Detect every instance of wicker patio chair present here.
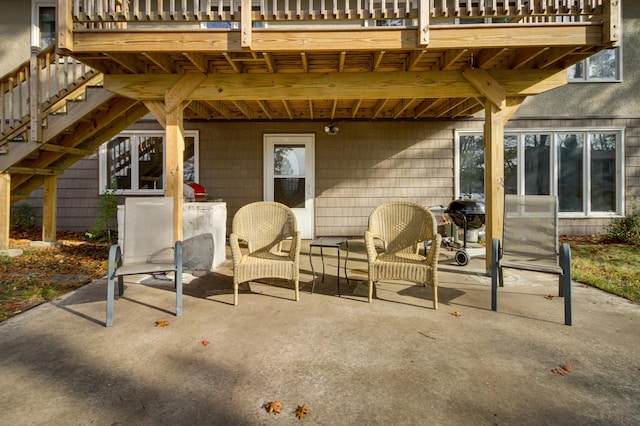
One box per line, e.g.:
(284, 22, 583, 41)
(106, 197, 182, 327)
(365, 202, 442, 309)
(491, 194, 572, 325)
(230, 201, 301, 305)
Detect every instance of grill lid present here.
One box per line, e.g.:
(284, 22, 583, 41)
(445, 199, 486, 229)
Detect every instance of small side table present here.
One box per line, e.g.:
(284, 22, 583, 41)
(309, 237, 349, 296)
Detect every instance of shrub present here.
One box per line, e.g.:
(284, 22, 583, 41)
(86, 190, 119, 243)
(10, 203, 37, 231)
(605, 197, 640, 245)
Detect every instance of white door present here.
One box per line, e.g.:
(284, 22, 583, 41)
(264, 134, 315, 239)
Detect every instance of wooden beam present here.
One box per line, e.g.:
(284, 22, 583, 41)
(232, 100, 253, 119)
(144, 100, 167, 128)
(204, 100, 233, 119)
(106, 52, 147, 73)
(42, 175, 57, 243)
(183, 52, 208, 73)
(0, 174, 9, 250)
(462, 68, 506, 109)
(143, 52, 176, 73)
(8, 167, 62, 175)
(407, 50, 426, 71)
(71, 25, 604, 53)
(260, 53, 275, 73)
(39, 144, 94, 156)
(441, 49, 468, 71)
(503, 96, 526, 122)
(484, 101, 505, 273)
(165, 73, 207, 113)
(282, 100, 293, 119)
(105, 69, 567, 102)
(165, 107, 184, 242)
(392, 99, 417, 119)
(256, 100, 273, 119)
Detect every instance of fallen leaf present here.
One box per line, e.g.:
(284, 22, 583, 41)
(200, 340, 210, 346)
(155, 320, 169, 327)
(264, 401, 283, 414)
(451, 311, 462, 317)
(562, 364, 572, 372)
(551, 368, 569, 376)
(545, 295, 554, 300)
(294, 404, 310, 420)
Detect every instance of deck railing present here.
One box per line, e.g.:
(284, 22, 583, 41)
(67, 0, 607, 24)
(0, 44, 95, 143)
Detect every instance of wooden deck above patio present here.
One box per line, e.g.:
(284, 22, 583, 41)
(59, 0, 621, 121)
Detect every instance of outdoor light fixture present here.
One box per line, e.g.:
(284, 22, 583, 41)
(324, 123, 339, 135)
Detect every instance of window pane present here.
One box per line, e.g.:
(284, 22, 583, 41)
(524, 134, 551, 195)
(568, 62, 584, 80)
(504, 135, 518, 195)
(274, 145, 305, 176)
(274, 178, 306, 208)
(459, 135, 485, 199)
(558, 134, 584, 212)
(138, 136, 164, 190)
(184, 136, 195, 182)
(107, 136, 132, 190)
(588, 49, 617, 80)
(39, 7, 56, 49)
(590, 133, 617, 212)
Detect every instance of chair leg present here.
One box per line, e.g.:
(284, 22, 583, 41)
(294, 279, 300, 301)
(491, 238, 500, 312)
(560, 243, 572, 326)
(432, 285, 438, 310)
(368, 281, 373, 303)
(106, 275, 115, 327)
(234, 281, 239, 306)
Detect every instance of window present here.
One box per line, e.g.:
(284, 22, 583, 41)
(568, 47, 622, 82)
(456, 129, 625, 217)
(32, 2, 56, 49)
(99, 130, 199, 194)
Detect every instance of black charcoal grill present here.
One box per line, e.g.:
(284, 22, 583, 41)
(444, 199, 485, 266)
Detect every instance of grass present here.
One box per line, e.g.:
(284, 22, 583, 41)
(569, 243, 640, 304)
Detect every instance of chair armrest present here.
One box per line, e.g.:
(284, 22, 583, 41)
(286, 231, 302, 262)
(425, 234, 442, 266)
(108, 244, 122, 279)
(229, 233, 243, 268)
(364, 230, 380, 264)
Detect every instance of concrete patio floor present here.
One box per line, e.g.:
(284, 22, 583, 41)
(0, 240, 638, 425)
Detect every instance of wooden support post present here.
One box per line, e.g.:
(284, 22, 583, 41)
(163, 73, 205, 243)
(57, 0, 74, 52)
(241, 0, 253, 48)
(29, 47, 42, 144)
(165, 107, 184, 243)
(418, 0, 430, 46)
(484, 102, 504, 273)
(42, 175, 57, 243)
(603, 0, 621, 46)
(0, 174, 9, 250)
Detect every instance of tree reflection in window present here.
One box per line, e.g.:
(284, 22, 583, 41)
(274, 145, 305, 208)
(558, 134, 584, 212)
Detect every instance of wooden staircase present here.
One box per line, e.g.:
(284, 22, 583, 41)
(0, 45, 148, 204)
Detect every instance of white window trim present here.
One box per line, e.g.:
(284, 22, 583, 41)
(32, 1, 55, 48)
(455, 128, 625, 218)
(99, 130, 199, 195)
